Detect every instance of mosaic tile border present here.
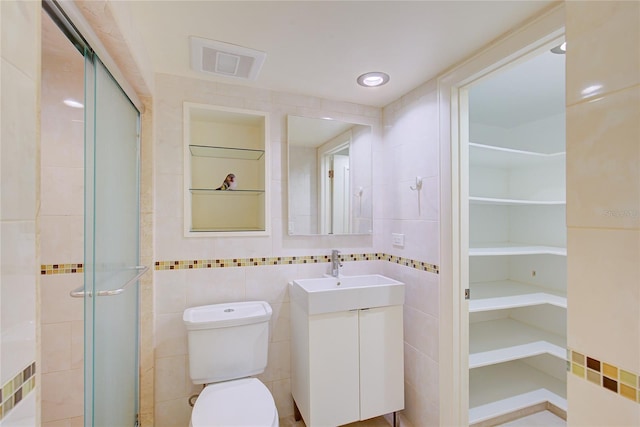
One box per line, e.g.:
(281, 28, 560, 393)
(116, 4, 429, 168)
(0, 362, 36, 421)
(153, 253, 439, 274)
(41, 254, 439, 275)
(568, 349, 640, 404)
(40, 263, 83, 275)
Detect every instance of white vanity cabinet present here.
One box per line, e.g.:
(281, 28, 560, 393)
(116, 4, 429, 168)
(290, 302, 404, 427)
(184, 103, 269, 235)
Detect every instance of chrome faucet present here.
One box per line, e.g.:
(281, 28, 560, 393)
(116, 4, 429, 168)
(331, 250, 343, 277)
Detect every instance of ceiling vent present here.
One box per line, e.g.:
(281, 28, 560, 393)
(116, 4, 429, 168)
(190, 37, 266, 81)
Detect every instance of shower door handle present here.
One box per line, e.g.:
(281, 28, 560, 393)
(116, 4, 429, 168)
(70, 265, 149, 298)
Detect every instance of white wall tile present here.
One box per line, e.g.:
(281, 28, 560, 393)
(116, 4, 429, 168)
(565, 1, 640, 105)
(403, 305, 439, 363)
(155, 313, 188, 359)
(245, 264, 297, 304)
(1, 1, 39, 80)
(567, 227, 640, 372)
(41, 322, 72, 374)
(39, 215, 84, 264)
(40, 274, 84, 324)
(40, 166, 84, 216)
(566, 87, 640, 230)
(184, 267, 246, 307)
(155, 355, 189, 402)
(567, 374, 640, 426)
(1, 60, 37, 221)
(41, 368, 84, 423)
(154, 270, 187, 315)
(153, 396, 193, 427)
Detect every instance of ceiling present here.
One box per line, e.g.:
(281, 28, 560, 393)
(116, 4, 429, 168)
(469, 49, 566, 128)
(126, 1, 556, 108)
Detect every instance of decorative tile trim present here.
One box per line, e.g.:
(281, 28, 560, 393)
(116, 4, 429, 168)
(568, 349, 640, 404)
(153, 253, 439, 274)
(0, 362, 36, 422)
(40, 263, 83, 275)
(40, 254, 439, 275)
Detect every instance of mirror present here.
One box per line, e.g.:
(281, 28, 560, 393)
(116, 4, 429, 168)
(287, 115, 372, 235)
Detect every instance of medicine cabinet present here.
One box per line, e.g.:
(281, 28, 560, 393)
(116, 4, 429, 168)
(184, 103, 269, 235)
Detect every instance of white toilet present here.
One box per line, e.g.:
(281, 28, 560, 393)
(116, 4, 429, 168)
(183, 301, 279, 427)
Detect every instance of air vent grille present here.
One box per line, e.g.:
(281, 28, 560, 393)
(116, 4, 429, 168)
(190, 37, 265, 81)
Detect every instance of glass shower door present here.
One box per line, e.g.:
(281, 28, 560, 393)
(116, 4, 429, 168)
(83, 51, 143, 427)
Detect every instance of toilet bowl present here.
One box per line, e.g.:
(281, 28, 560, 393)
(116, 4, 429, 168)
(184, 301, 279, 427)
(190, 378, 278, 427)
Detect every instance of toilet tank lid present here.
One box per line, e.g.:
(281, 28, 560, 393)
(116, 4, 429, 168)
(183, 301, 272, 330)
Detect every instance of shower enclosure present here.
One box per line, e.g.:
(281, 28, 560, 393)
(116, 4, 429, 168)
(43, 2, 144, 426)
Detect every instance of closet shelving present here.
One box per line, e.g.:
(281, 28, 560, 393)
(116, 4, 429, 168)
(468, 137, 567, 423)
(469, 361, 567, 424)
(469, 318, 566, 368)
(469, 280, 566, 313)
(469, 142, 565, 168)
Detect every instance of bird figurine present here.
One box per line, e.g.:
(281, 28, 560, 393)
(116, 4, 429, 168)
(215, 173, 236, 190)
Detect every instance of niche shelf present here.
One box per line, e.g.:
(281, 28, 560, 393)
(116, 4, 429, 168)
(184, 103, 269, 236)
(189, 189, 265, 196)
(189, 145, 264, 160)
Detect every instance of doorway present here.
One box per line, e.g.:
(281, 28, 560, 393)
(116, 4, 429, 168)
(436, 6, 565, 425)
(462, 44, 567, 425)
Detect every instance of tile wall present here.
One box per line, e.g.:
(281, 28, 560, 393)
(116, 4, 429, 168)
(152, 72, 384, 426)
(565, 1, 640, 424)
(38, 10, 85, 426)
(382, 78, 441, 425)
(0, 1, 40, 425)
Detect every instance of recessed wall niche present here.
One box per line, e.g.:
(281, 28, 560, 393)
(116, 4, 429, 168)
(184, 103, 269, 235)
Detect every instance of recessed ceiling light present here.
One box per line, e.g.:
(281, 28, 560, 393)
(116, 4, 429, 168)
(357, 72, 390, 87)
(63, 99, 84, 108)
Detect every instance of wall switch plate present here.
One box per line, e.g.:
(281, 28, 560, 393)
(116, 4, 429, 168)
(392, 233, 405, 247)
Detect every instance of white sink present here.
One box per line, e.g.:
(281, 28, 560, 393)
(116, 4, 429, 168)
(289, 274, 405, 315)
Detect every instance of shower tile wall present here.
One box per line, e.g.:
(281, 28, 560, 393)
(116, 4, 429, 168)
(39, 10, 85, 426)
(0, 0, 40, 424)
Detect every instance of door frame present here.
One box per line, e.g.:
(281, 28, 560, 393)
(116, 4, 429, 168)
(437, 5, 565, 425)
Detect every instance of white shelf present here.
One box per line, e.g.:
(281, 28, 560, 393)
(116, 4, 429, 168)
(469, 243, 566, 256)
(191, 226, 264, 232)
(469, 280, 566, 312)
(469, 318, 566, 368)
(470, 142, 565, 168)
(190, 189, 265, 195)
(469, 360, 567, 425)
(469, 196, 565, 206)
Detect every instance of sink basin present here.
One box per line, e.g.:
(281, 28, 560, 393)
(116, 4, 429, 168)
(289, 274, 404, 315)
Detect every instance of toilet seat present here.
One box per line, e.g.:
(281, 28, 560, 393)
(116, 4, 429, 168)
(191, 377, 278, 427)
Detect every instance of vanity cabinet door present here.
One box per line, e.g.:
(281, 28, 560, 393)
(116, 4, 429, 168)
(359, 305, 405, 419)
(308, 310, 360, 426)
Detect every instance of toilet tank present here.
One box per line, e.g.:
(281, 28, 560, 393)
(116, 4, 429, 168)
(183, 301, 272, 384)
